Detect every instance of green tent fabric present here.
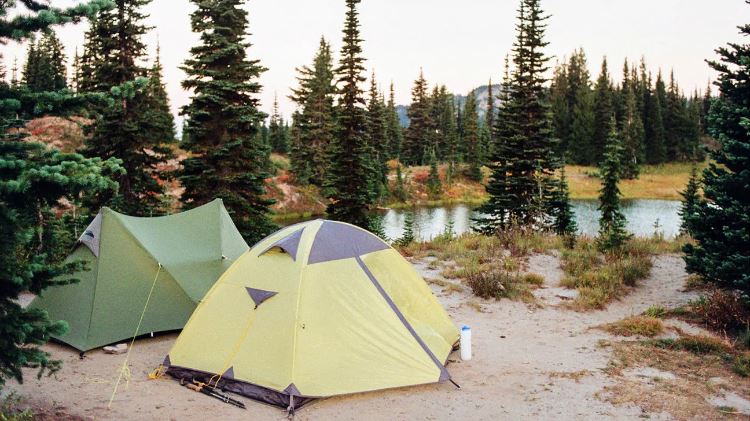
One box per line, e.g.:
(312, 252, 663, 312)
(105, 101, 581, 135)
(29, 199, 248, 352)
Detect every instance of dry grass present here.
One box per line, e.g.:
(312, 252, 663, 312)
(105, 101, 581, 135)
(465, 268, 536, 303)
(566, 162, 706, 200)
(601, 316, 665, 337)
(560, 238, 654, 310)
(604, 338, 750, 420)
(548, 370, 592, 383)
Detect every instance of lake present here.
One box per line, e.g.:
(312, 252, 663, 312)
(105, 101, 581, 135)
(374, 200, 682, 242)
(279, 199, 682, 242)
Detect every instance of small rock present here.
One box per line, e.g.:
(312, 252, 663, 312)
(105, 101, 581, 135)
(103, 343, 128, 354)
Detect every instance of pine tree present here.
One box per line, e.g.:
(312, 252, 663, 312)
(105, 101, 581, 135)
(569, 82, 595, 164)
(83, 0, 175, 216)
(592, 57, 614, 163)
(679, 166, 701, 235)
(180, 0, 276, 244)
(550, 60, 571, 157)
(463, 90, 482, 181)
(597, 118, 631, 251)
(385, 81, 403, 160)
(484, 78, 496, 159)
(289, 37, 337, 186)
(646, 71, 668, 163)
(325, 0, 373, 229)
(0, 0, 120, 388)
(684, 6, 750, 296)
(403, 69, 431, 165)
(549, 166, 577, 245)
(475, 0, 558, 232)
(366, 71, 389, 200)
(393, 163, 407, 202)
(23, 31, 67, 92)
(620, 77, 645, 179)
(268, 94, 289, 154)
(147, 40, 177, 154)
(426, 148, 442, 198)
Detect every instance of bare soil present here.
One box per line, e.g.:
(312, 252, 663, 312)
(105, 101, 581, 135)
(5, 253, 749, 420)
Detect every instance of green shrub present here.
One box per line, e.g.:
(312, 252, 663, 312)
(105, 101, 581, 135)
(603, 316, 664, 337)
(0, 394, 33, 421)
(732, 354, 750, 377)
(643, 305, 667, 318)
(522, 273, 545, 286)
(466, 269, 532, 302)
(648, 335, 729, 355)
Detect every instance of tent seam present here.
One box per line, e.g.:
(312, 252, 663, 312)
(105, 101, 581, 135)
(355, 255, 450, 381)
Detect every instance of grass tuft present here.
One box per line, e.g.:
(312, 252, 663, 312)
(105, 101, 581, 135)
(602, 316, 665, 337)
(559, 238, 654, 310)
(466, 268, 534, 302)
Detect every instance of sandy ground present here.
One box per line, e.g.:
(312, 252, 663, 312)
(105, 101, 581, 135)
(5, 253, 740, 420)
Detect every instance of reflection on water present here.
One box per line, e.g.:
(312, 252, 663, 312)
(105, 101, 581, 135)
(281, 199, 682, 242)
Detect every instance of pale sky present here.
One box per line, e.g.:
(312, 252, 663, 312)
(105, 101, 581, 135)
(2, 0, 747, 123)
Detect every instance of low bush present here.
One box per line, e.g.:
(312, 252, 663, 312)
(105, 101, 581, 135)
(560, 239, 654, 310)
(466, 268, 533, 302)
(690, 289, 750, 336)
(643, 305, 667, 318)
(647, 335, 730, 355)
(522, 273, 545, 286)
(733, 353, 750, 377)
(603, 316, 665, 337)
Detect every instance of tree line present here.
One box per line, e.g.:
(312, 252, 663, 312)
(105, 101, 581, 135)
(551, 51, 708, 177)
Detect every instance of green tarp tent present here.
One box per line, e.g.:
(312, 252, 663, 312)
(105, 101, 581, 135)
(29, 199, 248, 352)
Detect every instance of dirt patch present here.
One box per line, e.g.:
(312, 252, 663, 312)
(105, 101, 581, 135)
(6, 254, 733, 420)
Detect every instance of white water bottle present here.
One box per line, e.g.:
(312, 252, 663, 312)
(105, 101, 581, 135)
(460, 325, 472, 361)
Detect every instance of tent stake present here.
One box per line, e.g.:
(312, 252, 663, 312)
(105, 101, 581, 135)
(449, 379, 461, 389)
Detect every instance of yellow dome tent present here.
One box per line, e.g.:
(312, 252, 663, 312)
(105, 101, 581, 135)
(162, 219, 459, 410)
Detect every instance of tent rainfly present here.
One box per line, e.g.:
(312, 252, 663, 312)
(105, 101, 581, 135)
(162, 219, 459, 411)
(29, 199, 248, 352)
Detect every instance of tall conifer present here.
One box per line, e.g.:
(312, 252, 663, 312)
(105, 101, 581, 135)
(180, 0, 275, 243)
(684, 6, 750, 296)
(289, 37, 336, 185)
(325, 0, 373, 229)
(403, 69, 431, 164)
(475, 0, 558, 232)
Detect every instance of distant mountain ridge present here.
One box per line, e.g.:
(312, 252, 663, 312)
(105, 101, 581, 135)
(396, 84, 503, 127)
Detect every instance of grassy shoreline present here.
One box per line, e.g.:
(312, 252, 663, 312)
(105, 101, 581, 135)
(270, 161, 699, 218)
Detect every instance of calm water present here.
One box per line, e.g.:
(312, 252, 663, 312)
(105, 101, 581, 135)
(281, 199, 682, 242)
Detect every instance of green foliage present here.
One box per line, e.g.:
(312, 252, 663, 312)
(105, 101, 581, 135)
(0, 0, 119, 387)
(385, 82, 403, 160)
(679, 165, 701, 235)
(426, 149, 442, 198)
(22, 31, 67, 92)
(395, 211, 416, 247)
(733, 354, 750, 377)
(402, 69, 431, 165)
(462, 90, 482, 182)
(82, 0, 176, 216)
(466, 268, 534, 302)
(180, 0, 276, 244)
(325, 0, 374, 229)
(475, 1, 559, 234)
(684, 8, 750, 300)
(603, 316, 664, 337)
(365, 72, 389, 201)
(644, 305, 667, 318)
(268, 95, 289, 154)
(597, 118, 631, 251)
(289, 37, 337, 186)
(548, 166, 577, 241)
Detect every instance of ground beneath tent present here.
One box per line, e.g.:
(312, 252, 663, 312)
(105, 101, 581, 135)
(5, 254, 748, 420)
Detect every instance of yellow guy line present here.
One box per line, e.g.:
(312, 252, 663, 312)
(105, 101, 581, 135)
(108, 263, 162, 409)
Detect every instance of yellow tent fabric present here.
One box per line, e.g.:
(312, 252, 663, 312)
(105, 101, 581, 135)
(163, 220, 458, 409)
